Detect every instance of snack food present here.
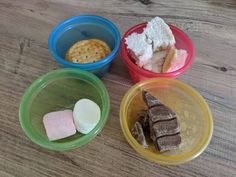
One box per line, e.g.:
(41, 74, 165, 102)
(43, 98, 101, 141)
(65, 39, 111, 63)
(138, 110, 150, 137)
(132, 121, 148, 148)
(162, 47, 177, 73)
(125, 16, 188, 73)
(142, 50, 167, 73)
(43, 110, 76, 141)
(124, 33, 153, 67)
(131, 91, 181, 152)
(144, 17, 175, 51)
(162, 49, 188, 73)
(73, 99, 101, 134)
(155, 134, 181, 152)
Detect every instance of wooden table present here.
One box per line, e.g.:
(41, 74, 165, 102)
(1, 0, 236, 176)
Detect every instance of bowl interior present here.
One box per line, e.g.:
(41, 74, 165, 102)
(20, 69, 109, 150)
(120, 79, 213, 164)
(53, 17, 117, 59)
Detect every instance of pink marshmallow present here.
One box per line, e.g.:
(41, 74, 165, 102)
(166, 49, 188, 73)
(43, 110, 76, 141)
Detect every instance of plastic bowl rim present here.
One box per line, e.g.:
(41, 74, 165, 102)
(48, 15, 121, 70)
(19, 68, 110, 151)
(119, 78, 213, 165)
(120, 22, 195, 78)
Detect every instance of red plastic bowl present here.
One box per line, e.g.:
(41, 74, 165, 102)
(120, 23, 195, 83)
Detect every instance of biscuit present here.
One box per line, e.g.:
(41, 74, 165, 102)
(162, 47, 177, 73)
(65, 39, 111, 63)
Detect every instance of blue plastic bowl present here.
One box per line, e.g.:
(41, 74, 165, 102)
(48, 15, 121, 77)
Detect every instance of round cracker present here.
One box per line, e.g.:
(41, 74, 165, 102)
(65, 39, 111, 63)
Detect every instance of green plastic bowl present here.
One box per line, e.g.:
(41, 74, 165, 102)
(19, 68, 110, 151)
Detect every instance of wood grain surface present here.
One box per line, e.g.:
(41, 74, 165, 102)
(1, 0, 236, 176)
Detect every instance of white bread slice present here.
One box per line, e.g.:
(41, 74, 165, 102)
(125, 32, 153, 67)
(144, 17, 175, 51)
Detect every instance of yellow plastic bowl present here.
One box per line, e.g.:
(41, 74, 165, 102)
(120, 78, 213, 165)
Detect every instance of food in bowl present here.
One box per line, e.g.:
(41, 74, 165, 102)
(19, 68, 110, 151)
(125, 16, 188, 73)
(65, 39, 111, 63)
(73, 99, 101, 134)
(131, 91, 181, 152)
(120, 78, 213, 164)
(43, 110, 76, 141)
(42, 98, 101, 141)
(48, 15, 121, 77)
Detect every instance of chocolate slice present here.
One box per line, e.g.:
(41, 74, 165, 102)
(143, 91, 162, 108)
(143, 91, 181, 152)
(152, 118, 180, 138)
(131, 121, 148, 148)
(148, 106, 176, 122)
(155, 133, 181, 152)
(138, 110, 150, 136)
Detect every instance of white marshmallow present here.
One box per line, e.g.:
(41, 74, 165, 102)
(73, 99, 101, 134)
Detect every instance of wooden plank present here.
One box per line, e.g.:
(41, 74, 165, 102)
(0, 0, 236, 176)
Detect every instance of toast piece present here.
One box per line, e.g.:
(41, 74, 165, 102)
(162, 47, 177, 73)
(144, 17, 175, 51)
(65, 39, 111, 63)
(125, 16, 175, 70)
(162, 49, 188, 73)
(143, 50, 167, 72)
(125, 32, 153, 67)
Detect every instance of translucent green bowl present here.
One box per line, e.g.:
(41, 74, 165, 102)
(19, 68, 110, 151)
